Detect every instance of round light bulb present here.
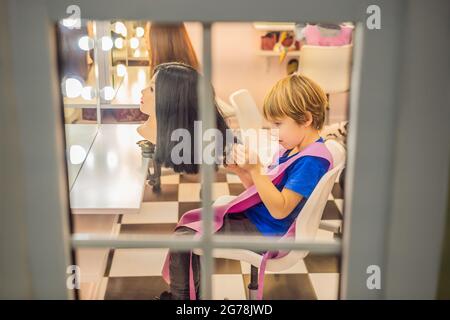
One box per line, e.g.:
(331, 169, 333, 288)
(101, 86, 115, 101)
(101, 36, 113, 51)
(114, 21, 127, 36)
(81, 86, 95, 100)
(135, 26, 145, 38)
(78, 36, 94, 51)
(70, 145, 87, 165)
(114, 37, 124, 49)
(64, 78, 83, 98)
(116, 64, 127, 77)
(130, 37, 139, 49)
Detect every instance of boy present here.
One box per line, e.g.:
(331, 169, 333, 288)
(159, 73, 331, 299)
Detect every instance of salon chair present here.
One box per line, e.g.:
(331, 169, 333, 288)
(193, 139, 346, 299)
(137, 140, 161, 193)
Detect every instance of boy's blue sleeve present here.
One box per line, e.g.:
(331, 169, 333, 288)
(283, 156, 330, 198)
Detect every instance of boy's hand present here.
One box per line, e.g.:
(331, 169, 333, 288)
(224, 163, 244, 175)
(232, 142, 262, 174)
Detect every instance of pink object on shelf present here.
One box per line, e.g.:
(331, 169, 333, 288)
(303, 24, 353, 46)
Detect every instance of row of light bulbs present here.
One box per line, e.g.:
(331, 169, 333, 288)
(77, 22, 145, 52)
(77, 35, 142, 51)
(63, 64, 127, 100)
(65, 22, 143, 100)
(63, 78, 114, 101)
(113, 21, 145, 38)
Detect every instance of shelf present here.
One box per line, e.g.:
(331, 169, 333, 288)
(253, 22, 296, 31)
(256, 50, 301, 57)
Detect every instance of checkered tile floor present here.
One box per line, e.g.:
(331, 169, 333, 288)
(88, 166, 344, 300)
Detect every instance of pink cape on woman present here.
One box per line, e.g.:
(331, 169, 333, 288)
(162, 141, 333, 300)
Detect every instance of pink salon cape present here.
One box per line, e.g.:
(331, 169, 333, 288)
(162, 141, 333, 300)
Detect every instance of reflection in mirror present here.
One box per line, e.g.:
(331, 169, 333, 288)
(106, 20, 150, 123)
(57, 19, 97, 123)
(56, 19, 99, 190)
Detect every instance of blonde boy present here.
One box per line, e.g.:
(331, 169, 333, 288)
(227, 73, 330, 234)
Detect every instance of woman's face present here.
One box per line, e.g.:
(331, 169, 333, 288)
(140, 72, 157, 115)
(140, 72, 158, 140)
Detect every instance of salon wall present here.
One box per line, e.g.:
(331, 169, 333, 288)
(185, 22, 289, 110)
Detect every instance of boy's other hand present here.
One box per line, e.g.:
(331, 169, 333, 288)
(224, 163, 245, 175)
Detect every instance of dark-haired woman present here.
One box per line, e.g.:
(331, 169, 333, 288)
(139, 62, 231, 174)
(140, 64, 254, 299)
(115, 22, 200, 122)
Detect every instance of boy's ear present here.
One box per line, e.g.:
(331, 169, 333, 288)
(304, 111, 314, 127)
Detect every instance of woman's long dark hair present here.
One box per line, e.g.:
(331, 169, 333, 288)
(153, 62, 231, 174)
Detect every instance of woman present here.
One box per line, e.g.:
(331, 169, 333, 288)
(115, 23, 200, 122)
(148, 23, 200, 75)
(139, 62, 231, 174)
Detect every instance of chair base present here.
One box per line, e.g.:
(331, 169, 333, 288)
(248, 288, 258, 300)
(248, 265, 259, 300)
(143, 142, 161, 193)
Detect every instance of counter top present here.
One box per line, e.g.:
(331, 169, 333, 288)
(69, 124, 149, 214)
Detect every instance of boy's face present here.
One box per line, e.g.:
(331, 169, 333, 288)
(269, 116, 308, 150)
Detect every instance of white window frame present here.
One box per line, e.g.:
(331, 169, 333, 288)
(5, 0, 449, 300)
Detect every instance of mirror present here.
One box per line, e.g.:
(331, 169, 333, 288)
(56, 19, 153, 189)
(57, 19, 99, 189)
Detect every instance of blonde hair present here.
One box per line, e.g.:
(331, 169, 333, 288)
(263, 73, 328, 130)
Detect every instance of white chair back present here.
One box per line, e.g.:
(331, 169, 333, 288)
(299, 44, 353, 93)
(295, 139, 346, 243)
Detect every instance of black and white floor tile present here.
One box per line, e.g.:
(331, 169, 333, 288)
(84, 166, 344, 300)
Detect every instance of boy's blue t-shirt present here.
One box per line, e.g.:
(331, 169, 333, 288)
(244, 138, 330, 236)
